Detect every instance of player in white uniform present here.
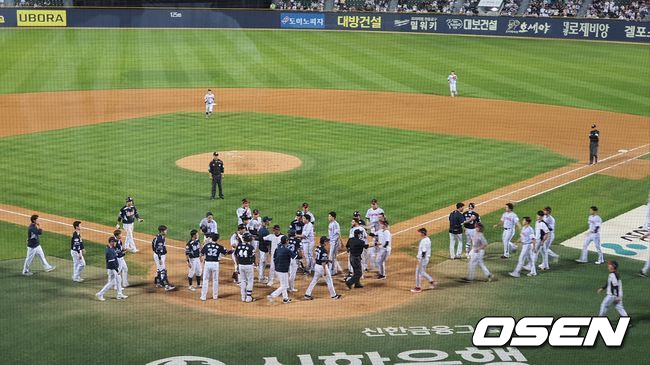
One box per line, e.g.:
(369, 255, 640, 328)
(638, 199, 650, 278)
(576, 206, 604, 264)
(204, 89, 215, 118)
(199, 211, 218, 243)
(448, 71, 458, 97)
(375, 221, 391, 280)
(463, 223, 492, 282)
(540, 206, 560, 269)
(297, 214, 315, 274)
(247, 209, 263, 251)
(494, 203, 520, 258)
(509, 217, 537, 278)
(411, 228, 436, 293)
(236, 198, 251, 225)
(365, 199, 384, 270)
(597, 261, 628, 317)
(265, 225, 283, 287)
(328, 212, 342, 276)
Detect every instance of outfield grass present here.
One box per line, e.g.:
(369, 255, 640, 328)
(0, 112, 571, 240)
(0, 29, 648, 115)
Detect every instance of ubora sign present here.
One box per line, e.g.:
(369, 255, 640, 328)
(17, 10, 67, 27)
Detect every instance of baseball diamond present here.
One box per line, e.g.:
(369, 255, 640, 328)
(0, 2, 649, 365)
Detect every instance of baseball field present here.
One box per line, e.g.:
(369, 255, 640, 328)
(0, 27, 649, 365)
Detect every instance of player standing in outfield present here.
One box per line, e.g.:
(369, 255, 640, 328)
(236, 199, 251, 225)
(95, 237, 127, 301)
(265, 224, 283, 287)
(304, 237, 342, 300)
(462, 223, 493, 283)
(411, 228, 436, 293)
(534, 210, 551, 271)
(448, 71, 458, 97)
(576, 206, 604, 265)
(286, 229, 302, 292)
(236, 233, 256, 302)
(230, 224, 246, 283)
(375, 220, 392, 280)
(208, 152, 225, 200)
(257, 216, 272, 283)
(494, 203, 520, 259)
(200, 233, 232, 301)
(204, 89, 215, 118)
(449, 202, 465, 260)
(113, 229, 130, 287)
(22, 214, 55, 276)
(589, 124, 600, 165)
(509, 217, 537, 278)
(297, 213, 315, 275)
(540, 206, 560, 268)
(597, 261, 628, 317)
(70, 221, 86, 282)
(327, 212, 343, 276)
(116, 197, 144, 253)
(185, 229, 202, 291)
(268, 236, 296, 304)
(152, 225, 175, 291)
(199, 211, 218, 243)
(463, 203, 480, 259)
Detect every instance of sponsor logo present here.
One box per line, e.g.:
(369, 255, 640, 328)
(169, 11, 182, 18)
(146, 356, 225, 365)
(446, 19, 463, 30)
(473, 317, 630, 347)
(17, 10, 66, 27)
(280, 12, 325, 29)
(0, 15, 5, 24)
(394, 19, 410, 27)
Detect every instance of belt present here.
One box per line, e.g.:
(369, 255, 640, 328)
(504, 228, 512, 230)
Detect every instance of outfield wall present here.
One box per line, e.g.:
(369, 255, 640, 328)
(0, 8, 649, 43)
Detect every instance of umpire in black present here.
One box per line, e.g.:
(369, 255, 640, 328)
(209, 152, 225, 199)
(346, 229, 368, 289)
(589, 124, 600, 165)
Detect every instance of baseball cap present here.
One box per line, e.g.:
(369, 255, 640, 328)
(213, 152, 219, 156)
(468, 203, 475, 209)
(126, 197, 133, 202)
(609, 260, 619, 270)
(591, 124, 597, 128)
(262, 216, 273, 222)
(280, 236, 288, 244)
(237, 224, 246, 230)
(295, 211, 303, 217)
(353, 211, 361, 217)
(320, 236, 330, 245)
(272, 224, 281, 230)
(242, 233, 252, 242)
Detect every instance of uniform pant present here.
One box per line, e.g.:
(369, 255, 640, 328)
(206, 103, 214, 114)
(97, 269, 123, 298)
(267, 248, 277, 285)
(540, 231, 559, 268)
(123, 223, 137, 252)
(117, 257, 129, 287)
(464, 228, 476, 257)
(502, 229, 517, 257)
(599, 295, 627, 317)
(346, 256, 363, 287)
(361, 248, 369, 271)
(211, 175, 223, 199)
(303, 241, 314, 273)
(329, 242, 342, 275)
(289, 258, 298, 290)
(368, 245, 378, 271)
(415, 257, 433, 288)
(239, 264, 254, 301)
(188, 257, 202, 279)
(468, 250, 491, 281)
(305, 264, 337, 298)
(153, 253, 166, 271)
(449, 233, 463, 259)
(70, 250, 86, 280)
(269, 272, 289, 300)
(376, 248, 389, 277)
(590, 142, 599, 164)
(512, 244, 537, 276)
(642, 254, 650, 275)
(580, 233, 603, 263)
(450, 84, 457, 96)
(23, 245, 53, 274)
(201, 262, 220, 300)
(258, 251, 268, 280)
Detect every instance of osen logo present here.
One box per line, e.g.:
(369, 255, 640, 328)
(17, 10, 67, 27)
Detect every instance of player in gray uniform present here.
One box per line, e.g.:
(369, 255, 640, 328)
(462, 223, 493, 283)
(297, 214, 315, 275)
(236, 233, 256, 302)
(199, 212, 218, 243)
(328, 212, 343, 276)
(70, 221, 86, 282)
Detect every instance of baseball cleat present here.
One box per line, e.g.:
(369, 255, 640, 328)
(501, 255, 509, 259)
(487, 275, 493, 282)
(354, 284, 364, 288)
(282, 298, 292, 304)
(22, 271, 34, 276)
(95, 293, 105, 302)
(164, 285, 176, 291)
(639, 271, 648, 278)
(188, 286, 196, 291)
(527, 272, 537, 277)
(117, 294, 128, 299)
(45, 266, 56, 272)
(575, 259, 587, 263)
(267, 295, 274, 302)
(304, 295, 314, 300)
(509, 272, 520, 278)
(200, 297, 207, 301)
(594, 260, 604, 265)
(410, 287, 422, 293)
(289, 288, 298, 292)
(430, 281, 437, 289)
(331, 294, 342, 300)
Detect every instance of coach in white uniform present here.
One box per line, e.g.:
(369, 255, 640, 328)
(494, 203, 519, 258)
(328, 212, 342, 276)
(411, 228, 435, 293)
(576, 206, 604, 264)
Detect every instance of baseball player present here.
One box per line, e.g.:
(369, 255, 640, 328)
(327, 212, 343, 276)
(411, 227, 436, 293)
(375, 220, 391, 280)
(247, 209, 263, 252)
(365, 199, 384, 269)
(208, 152, 225, 200)
(204, 89, 215, 118)
(494, 203, 520, 258)
(449, 202, 465, 259)
(236, 199, 251, 225)
(297, 214, 315, 274)
(230, 224, 246, 283)
(589, 124, 600, 165)
(116, 197, 144, 253)
(597, 260, 628, 317)
(448, 71, 458, 97)
(70, 221, 86, 282)
(509, 217, 537, 278)
(114, 229, 130, 287)
(540, 206, 560, 269)
(462, 223, 493, 283)
(639, 200, 650, 278)
(256, 216, 272, 283)
(304, 236, 342, 300)
(289, 211, 304, 236)
(199, 212, 218, 243)
(348, 216, 368, 278)
(185, 229, 202, 291)
(268, 236, 296, 304)
(352, 211, 370, 272)
(463, 203, 481, 258)
(534, 210, 551, 271)
(286, 229, 302, 292)
(200, 233, 232, 301)
(95, 236, 127, 301)
(236, 233, 256, 302)
(152, 225, 175, 291)
(576, 206, 604, 264)
(302, 202, 315, 223)
(265, 224, 283, 287)
(22, 214, 55, 276)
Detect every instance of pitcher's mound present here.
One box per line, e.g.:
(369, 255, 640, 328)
(176, 150, 302, 175)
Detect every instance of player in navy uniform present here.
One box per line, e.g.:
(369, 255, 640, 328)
(304, 236, 342, 300)
(286, 229, 303, 292)
(208, 152, 225, 200)
(96, 237, 127, 301)
(185, 229, 202, 291)
(597, 261, 628, 317)
(257, 217, 272, 283)
(289, 211, 304, 237)
(70, 221, 86, 282)
(22, 214, 55, 276)
(463, 203, 480, 259)
(200, 233, 232, 301)
(113, 229, 130, 287)
(152, 225, 175, 291)
(116, 197, 144, 253)
(268, 236, 297, 304)
(236, 233, 256, 302)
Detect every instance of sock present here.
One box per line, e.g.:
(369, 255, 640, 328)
(189, 277, 193, 286)
(197, 276, 202, 286)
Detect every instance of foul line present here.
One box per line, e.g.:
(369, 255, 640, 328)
(392, 144, 649, 236)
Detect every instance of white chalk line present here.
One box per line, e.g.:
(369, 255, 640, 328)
(392, 144, 649, 236)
